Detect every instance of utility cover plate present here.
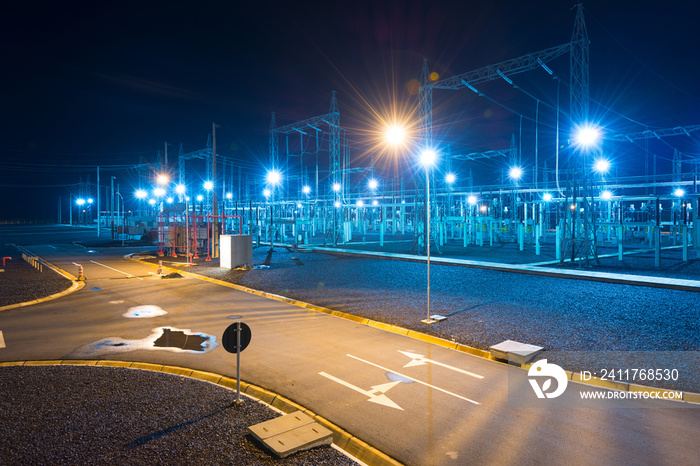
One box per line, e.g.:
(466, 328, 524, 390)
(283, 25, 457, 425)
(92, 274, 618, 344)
(489, 339, 544, 365)
(248, 411, 333, 458)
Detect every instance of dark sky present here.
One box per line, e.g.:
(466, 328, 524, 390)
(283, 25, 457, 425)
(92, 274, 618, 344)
(2, 0, 700, 220)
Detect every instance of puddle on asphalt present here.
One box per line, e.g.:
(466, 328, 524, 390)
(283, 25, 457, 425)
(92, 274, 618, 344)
(153, 328, 209, 351)
(386, 372, 414, 384)
(66, 327, 219, 358)
(90, 287, 102, 291)
(122, 305, 167, 318)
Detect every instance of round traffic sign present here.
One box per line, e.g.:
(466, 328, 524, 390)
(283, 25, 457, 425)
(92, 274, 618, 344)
(222, 322, 251, 354)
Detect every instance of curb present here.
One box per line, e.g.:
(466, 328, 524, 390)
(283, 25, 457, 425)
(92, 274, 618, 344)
(0, 360, 402, 466)
(132, 254, 700, 405)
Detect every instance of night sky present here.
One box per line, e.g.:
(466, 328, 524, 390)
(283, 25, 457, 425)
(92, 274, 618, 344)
(2, 1, 699, 220)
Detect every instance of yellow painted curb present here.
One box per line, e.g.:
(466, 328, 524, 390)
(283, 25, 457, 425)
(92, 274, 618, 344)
(130, 362, 164, 371)
(189, 370, 222, 384)
(96, 360, 132, 367)
(61, 360, 98, 366)
(161, 365, 194, 377)
(571, 372, 630, 391)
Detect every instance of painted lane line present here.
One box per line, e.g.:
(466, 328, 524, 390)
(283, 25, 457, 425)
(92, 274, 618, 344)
(319, 372, 403, 410)
(347, 354, 481, 406)
(72, 262, 81, 266)
(0, 331, 5, 349)
(89, 260, 143, 280)
(47, 245, 57, 249)
(399, 350, 484, 379)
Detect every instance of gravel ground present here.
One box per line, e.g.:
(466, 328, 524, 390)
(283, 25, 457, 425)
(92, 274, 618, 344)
(0, 365, 353, 465)
(0, 244, 72, 308)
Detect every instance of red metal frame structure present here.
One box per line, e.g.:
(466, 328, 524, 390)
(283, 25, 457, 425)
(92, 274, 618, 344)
(156, 212, 243, 259)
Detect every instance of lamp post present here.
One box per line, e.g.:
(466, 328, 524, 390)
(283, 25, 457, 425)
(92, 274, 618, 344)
(420, 149, 437, 324)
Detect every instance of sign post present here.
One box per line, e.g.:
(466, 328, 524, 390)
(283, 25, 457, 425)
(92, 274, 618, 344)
(222, 321, 252, 402)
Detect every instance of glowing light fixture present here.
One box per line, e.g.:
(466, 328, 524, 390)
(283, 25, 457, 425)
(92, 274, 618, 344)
(372, 200, 379, 206)
(302, 185, 311, 195)
(203, 181, 214, 191)
(266, 169, 282, 186)
(196, 194, 204, 202)
(332, 182, 341, 192)
(445, 173, 456, 184)
(368, 179, 378, 190)
(468, 195, 477, 205)
(357, 200, 364, 207)
(76, 198, 85, 206)
(334, 200, 341, 208)
(420, 149, 437, 167)
(543, 193, 553, 202)
(574, 123, 602, 149)
(153, 187, 166, 197)
(674, 188, 685, 197)
(509, 166, 523, 180)
(135, 189, 147, 199)
(175, 184, 186, 195)
(386, 125, 405, 145)
(262, 189, 271, 198)
(601, 190, 612, 201)
(157, 174, 169, 185)
(594, 158, 611, 174)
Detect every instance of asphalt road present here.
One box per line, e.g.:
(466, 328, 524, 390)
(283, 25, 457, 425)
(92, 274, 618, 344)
(1, 239, 699, 465)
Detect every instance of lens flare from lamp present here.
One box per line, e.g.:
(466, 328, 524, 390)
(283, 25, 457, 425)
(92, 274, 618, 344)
(386, 125, 405, 145)
(594, 158, 611, 174)
(574, 124, 602, 149)
(509, 166, 523, 180)
(266, 170, 282, 186)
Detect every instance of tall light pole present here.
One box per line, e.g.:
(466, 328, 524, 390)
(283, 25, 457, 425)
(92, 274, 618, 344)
(420, 149, 437, 324)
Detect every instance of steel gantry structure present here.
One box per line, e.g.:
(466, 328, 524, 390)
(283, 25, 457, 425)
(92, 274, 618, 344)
(418, 3, 596, 264)
(269, 91, 343, 244)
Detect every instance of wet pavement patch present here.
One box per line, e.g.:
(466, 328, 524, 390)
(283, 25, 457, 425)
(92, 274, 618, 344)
(161, 272, 183, 279)
(67, 327, 219, 358)
(90, 287, 102, 291)
(122, 305, 167, 318)
(154, 328, 209, 352)
(386, 372, 414, 384)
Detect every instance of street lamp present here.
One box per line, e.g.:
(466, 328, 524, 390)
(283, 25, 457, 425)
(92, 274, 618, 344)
(509, 166, 523, 181)
(420, 148, 438, 324)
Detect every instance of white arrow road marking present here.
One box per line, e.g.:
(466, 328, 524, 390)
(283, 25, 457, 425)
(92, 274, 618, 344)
(89, 260, 143, 280)
(347, 354, 481, 405)
(399, 350, 484, 379)
(319, 372, 404, 410)
(0, 331, 5, 349)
